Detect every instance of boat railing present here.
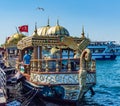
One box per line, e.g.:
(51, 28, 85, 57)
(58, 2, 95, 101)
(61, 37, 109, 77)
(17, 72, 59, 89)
(17, 58, 96, 74)
(16, 58, 96, 85)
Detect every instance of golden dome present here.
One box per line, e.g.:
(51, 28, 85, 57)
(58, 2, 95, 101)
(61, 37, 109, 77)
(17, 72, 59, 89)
(6, 33, 26, 45)
(32, 19, 51, 36)
(32, 26, 50, 36)
(46, 20, 69, 36)
(37, 25, 50, 36)
(13, 33, 26, 39)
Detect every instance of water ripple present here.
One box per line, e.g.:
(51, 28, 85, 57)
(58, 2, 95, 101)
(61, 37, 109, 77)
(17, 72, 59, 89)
(82, 57, 120, 106)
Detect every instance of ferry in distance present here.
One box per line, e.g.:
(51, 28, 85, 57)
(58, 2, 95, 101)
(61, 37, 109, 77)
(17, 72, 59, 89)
(87, 41, 120, 60)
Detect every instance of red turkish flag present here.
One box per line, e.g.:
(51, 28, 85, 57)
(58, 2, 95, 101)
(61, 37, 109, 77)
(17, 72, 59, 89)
(18, 25, 28, 32)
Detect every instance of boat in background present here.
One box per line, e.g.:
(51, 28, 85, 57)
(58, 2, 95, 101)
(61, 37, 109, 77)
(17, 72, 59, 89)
(87, 41, 118, 60)
(113, 41, 120, 56)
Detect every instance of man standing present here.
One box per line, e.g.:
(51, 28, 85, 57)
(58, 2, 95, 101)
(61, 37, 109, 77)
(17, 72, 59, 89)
(23, 50, 31, 64)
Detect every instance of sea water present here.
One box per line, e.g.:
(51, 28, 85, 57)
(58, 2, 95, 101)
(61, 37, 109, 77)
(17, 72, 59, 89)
(81, 56, 120, 106)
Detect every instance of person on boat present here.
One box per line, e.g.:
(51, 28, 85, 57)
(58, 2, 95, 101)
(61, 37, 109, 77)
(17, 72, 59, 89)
(71, 61, 76, 71)
(23, 50, 31, 64)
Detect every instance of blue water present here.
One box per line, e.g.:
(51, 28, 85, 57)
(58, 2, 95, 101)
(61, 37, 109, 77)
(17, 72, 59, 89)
(82, 56, 120, 106)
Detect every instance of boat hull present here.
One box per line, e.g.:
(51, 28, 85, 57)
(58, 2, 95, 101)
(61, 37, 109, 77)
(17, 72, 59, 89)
(21, 79, 78, 104)
(92, 54, 116, 60)
(20, 71, 96, 104)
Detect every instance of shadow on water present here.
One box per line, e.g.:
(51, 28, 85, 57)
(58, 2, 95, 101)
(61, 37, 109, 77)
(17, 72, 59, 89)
(24, 90, 103, 106)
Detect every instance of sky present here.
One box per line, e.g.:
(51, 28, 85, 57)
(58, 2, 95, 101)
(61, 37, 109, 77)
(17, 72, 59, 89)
(0, 0, 120, 44)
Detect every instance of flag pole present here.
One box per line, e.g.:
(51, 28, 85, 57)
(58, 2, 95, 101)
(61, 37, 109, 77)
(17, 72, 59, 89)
(15, 26, 19, 33)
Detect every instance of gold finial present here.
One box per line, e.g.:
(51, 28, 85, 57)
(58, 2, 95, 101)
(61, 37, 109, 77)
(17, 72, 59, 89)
(47, 17, 50, 26)
(34, 22, 38, 36)
(57, 19, 59, 26)
(81, 26, 85, 38)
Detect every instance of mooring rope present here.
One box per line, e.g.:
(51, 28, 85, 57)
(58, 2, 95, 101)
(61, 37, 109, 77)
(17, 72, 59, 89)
(21, 88, 39, 106)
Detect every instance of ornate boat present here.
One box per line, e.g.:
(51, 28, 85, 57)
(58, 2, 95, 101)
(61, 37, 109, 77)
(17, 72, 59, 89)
(15, 22, 96, 104)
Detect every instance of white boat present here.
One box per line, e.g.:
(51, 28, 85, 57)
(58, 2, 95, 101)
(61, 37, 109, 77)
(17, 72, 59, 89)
(87, 41, 117, 60)
(113, 41, 120, 56)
